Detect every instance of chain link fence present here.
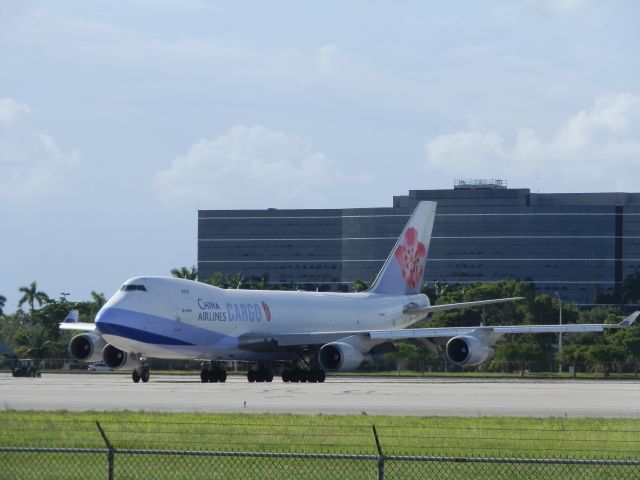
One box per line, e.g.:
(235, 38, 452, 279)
(2, 446, 640, 479)
(1, 421, 639, 479)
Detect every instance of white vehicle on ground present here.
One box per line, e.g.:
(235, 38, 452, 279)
(87, 362, 113, 372)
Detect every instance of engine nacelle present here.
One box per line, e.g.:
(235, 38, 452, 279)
(318, 342, 367, 372)
(102, 344, 135, 369)
(69, 333, 106, 363)
(445, 335, 493, 366)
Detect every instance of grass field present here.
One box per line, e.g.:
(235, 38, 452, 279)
(1, 411, 639, 458)
(1, 412, 639, 479)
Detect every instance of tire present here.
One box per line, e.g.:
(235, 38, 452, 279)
(200, 370, 209, 383)
(219, 370, 227, 383)
(132, 370, 141, 383)
(318, 370, 326, 383)
(247, 370, 255, 383)
(282, 370, 290, 382)
(141, 370, 150, 383)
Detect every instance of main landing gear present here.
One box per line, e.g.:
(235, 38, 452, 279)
(200, 362, 227, 383)
(247, 364, 274, 383)
(132, 359, 150, 383)
(281, 368, 325, 383)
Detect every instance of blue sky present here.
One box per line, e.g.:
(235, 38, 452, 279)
(1, 0, 639, 311)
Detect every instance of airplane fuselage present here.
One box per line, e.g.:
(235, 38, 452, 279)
(96, 276, 429, 361)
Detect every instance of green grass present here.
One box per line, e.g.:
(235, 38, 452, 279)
(1, 411, 639, 458)
(1, 412, 639, 479)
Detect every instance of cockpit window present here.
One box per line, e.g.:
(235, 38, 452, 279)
(120, 284, 147, 292)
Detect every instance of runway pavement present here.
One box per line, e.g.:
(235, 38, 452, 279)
(1, 373, 639, 417)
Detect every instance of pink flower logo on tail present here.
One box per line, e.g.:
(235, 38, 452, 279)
(394, 227, 427, 289)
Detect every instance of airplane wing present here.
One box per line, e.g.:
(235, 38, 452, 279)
(369, 311, 639, 340)
(58, 309, 97, 332)
(239, 311, 639, 350)
(59, 322, 97, 332)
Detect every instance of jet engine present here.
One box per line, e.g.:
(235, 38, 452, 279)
(69, 333, 106, 363)
(318, 342, 367, 372)
(445, 335, 493, 366)
(102, 344, 134, 369)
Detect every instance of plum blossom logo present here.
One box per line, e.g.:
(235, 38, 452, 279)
(394, 227, 427, 288)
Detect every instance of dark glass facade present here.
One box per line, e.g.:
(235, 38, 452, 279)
(198, 186, 640, 305)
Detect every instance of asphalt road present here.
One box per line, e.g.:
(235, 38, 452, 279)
(1, 373, 639, 417)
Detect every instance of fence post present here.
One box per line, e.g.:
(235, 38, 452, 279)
(96, 421, 115, 480)
(372, 425, 384, 480)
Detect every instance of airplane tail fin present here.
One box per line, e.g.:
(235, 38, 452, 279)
(368, 201, 436, 295)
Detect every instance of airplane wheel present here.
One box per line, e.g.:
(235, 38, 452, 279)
(318, 370, 326, 383)
(141, 370, 150, 383)
(247, 370, 255, 383)
(266, 372, 273, 382)
(200, 370, 209, 383)
(132, 370, 141, 383)
(219, 370, 227, 383)
(282, 370, 290, 382)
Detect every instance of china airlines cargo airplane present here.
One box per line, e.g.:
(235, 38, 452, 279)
(60, 201, 638, 383)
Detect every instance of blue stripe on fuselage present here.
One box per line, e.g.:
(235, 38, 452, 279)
(97, 322, 194, 346)
(96, 307, 231, 346)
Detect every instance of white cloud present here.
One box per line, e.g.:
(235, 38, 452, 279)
(0, 98, 30, 125)
(153, 125, 370, 209)
(317, 44, 338, 75)
(424, 93, 640, 192)
(0, 98, 80, 199)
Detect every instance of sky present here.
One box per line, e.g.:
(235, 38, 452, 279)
(1, 0, 639, 311)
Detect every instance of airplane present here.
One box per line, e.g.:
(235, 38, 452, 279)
(60, 201, 639, 383)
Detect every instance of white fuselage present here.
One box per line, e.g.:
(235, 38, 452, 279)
(95, 276, 429, 361)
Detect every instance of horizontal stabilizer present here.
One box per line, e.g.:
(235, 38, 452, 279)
(404, 297, 525, 316)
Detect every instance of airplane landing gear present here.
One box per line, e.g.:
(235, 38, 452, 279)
(281, 368, 325, 383)
(200, 362, 227, 383)
(247, 363, 273, 383)
(132, 359, 150, 383)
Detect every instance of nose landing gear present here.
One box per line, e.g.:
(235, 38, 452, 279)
(132, 359, 150, 383)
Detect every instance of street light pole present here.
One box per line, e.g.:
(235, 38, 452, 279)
(555, 292, 563, 374)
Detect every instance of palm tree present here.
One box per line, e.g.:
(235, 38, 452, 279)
(0, 294, 6, 316)
(18, 281, 50, 312)
(202, 272, 224, 287)
(353, 279, 369, 292)
(170, 266, 198, 280)
(89, 291, 106, 315)
(226, 272, 244, 289)
(14, 324, 55, 359)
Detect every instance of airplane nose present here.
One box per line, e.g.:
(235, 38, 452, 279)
(95, 305, 115, 334)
